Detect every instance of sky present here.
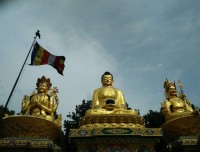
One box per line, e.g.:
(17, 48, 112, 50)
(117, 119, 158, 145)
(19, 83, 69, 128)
(0, 0, 200, 127)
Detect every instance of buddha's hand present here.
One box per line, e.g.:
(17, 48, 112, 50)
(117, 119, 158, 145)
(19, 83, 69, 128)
(35, 101, 40, 106)
(162, 108, 170, 114)
(163, 110, 171, 116)
(102, 104, 117, 111)
(53, 87, 59, 101)
(22, 95, 29, 101)
(55, 96, 59, 105)
(30, 102, 36, 108)
(51, 87, 59, 94)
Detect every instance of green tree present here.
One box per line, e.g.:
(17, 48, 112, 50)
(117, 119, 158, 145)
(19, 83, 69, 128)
(64, 100, 92, 129)
(191, 104, 200, 112)
(0, 105, 15, 119)
(64, 100, 92, 152)
(143, 110, 165, 128)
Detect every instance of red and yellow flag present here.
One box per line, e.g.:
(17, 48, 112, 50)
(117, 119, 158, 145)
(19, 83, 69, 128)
(30, 42, 65, 75)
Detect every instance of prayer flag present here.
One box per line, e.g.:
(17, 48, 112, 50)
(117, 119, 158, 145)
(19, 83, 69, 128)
(30, 42, 65, 75)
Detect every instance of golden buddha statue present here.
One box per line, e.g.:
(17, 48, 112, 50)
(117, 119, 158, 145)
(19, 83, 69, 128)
(85, 71, 138, 115)
(21, 76, 59, 122)
(161, 79, 199, 122)
(1, 76, 61, 141)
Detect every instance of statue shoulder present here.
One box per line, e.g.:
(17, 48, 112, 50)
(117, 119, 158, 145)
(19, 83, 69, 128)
(114, 88, 123, 94)
(93, 88, 101, 95)
(94, 88, 101, 92)
(163, 99, 171, 106)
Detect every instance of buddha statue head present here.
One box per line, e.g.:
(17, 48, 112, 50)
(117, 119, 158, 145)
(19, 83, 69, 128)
(164, 79, 177, 98)
(36, 76, 52, 93)
(101, 71, 114, 87)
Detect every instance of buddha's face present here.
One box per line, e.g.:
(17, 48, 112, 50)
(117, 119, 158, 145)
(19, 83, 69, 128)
(102, 75, 113, 86)
(168, 86, 177, 97)
(37, 82, 48, 93)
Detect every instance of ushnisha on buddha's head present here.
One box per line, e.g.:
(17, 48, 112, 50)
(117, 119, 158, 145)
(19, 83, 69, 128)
(101, 71, 114, 87)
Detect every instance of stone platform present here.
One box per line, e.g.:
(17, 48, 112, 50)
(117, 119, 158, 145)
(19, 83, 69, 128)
(0, 137, 61, 152)
(161, 115, 200, 151)
(164, 136, 200, 152)
(69, 127, 162, 152)
(161, 115, 200, 143)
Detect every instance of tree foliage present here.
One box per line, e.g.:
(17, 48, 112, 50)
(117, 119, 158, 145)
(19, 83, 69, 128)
(63, 100, 92, 152)
(64, 100, 92, 130)
(63, 100, 92, 135)
(0, 105, 15, 119)
(143, 110, 165, 128)
(191, 104, 200, 112)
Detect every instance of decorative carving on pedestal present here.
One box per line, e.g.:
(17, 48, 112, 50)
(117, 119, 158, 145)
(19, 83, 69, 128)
(80, 114, 145, 129)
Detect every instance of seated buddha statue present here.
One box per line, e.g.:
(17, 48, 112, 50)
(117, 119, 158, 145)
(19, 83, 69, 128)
(85, 71, 138, 115)
(161, 79, 199, 122)
(21, 76, 59, 121)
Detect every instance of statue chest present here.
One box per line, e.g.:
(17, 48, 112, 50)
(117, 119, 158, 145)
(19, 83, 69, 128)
(170, 97, 186, 108)
(98, 88, 117, 99)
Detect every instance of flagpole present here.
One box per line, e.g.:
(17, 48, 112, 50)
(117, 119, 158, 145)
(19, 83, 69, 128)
(4, 30, 41, 110)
